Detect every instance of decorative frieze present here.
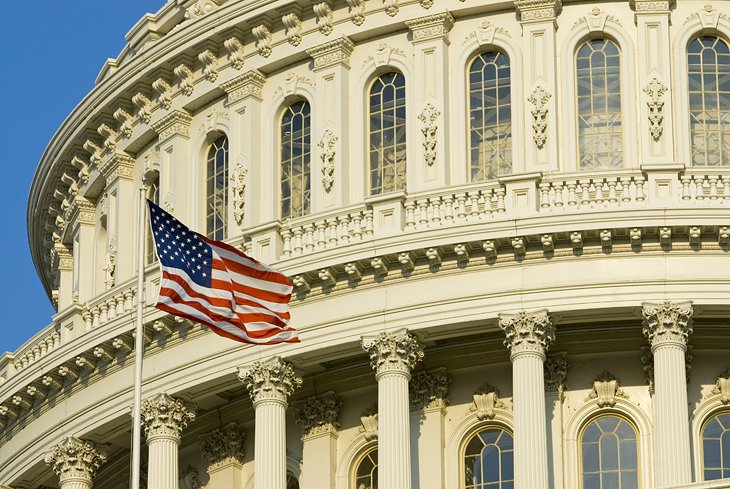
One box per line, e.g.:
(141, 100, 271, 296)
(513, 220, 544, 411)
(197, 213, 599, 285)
(361, 329, 424, 376)
(44, 437, 107, 483)
(346, 0, 365, 25)
(514, 0, 562, 23)
(307, 36, 355, 70)
(419, 103, 440, 166)
(472, 384, 505, 420)
(152, 109, 193, 142)
(319, 129, 338, 191)
(314, 2, 334, 36)
(499, 309, 554, 357)
(643, 77, 667, 141)
(174, 63, 195, 96)
(642, 301, 694, 348)
(544, 352, 567, 392)
(237, 356, 302, 405)
(630, 0, 670, 14)
(184, 0, 221, 21)
(409, 368, 449, 411)
(294, 392, 342, 438)
(712, 368, 730, 404)
(528, 85, 551, 149)
(221, 70, 266, 103)
(588, 371, 628, 407)
(140, 393, 196, 442)
(405, 12, 455, 43)
(282, 12, 303, 46)
(200, 423, 245, 468)
(223, 37, 245, 70)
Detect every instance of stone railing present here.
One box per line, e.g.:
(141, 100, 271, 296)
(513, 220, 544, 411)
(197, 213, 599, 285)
(2, 324, 61, 379)
(538, 170, 647, 211)
(80, 279, 137, 330)
(681, 168, 730, 201)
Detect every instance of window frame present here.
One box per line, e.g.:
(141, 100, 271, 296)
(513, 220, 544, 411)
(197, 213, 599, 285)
(699, 408, 730, 481)
(351, 445, 378, 489)
(204, 133, 229, 241)
(279, 98, 312, 220)
(460, 422, 515, 489)
(577, 413, 641, 489)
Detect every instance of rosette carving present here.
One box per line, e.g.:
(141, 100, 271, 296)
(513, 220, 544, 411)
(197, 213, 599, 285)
(237, 356, 302, 405)
(140, 393, 196, 442)
(499, 310, 554, 358)
(642, 301, 694, 348)
(409, 368, 449, 411)
(44, 437, 107, 483)
(361, 329, 424, 376)
(200, 423, 245, 468)
(294, 392, 341, 438)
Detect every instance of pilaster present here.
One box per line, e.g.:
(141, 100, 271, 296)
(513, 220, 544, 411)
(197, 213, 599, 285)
(362, 329, 423, 489)
(140, 393, 196, 489)
(514, 0, 561, 172)
(201, 423, 246, 487)
(499, 309, 554, 489)
(631, 0, 674, 164)
(294, 392, 341, 489)
(307, 37, 354, 212)
(405, 12, 454, 191)
(544, 352, 567, 489)
(54, 244, 74, 310)
(45, 437, 107, 489)
(69, 197, 96, 304)
(237, 356, 302, 489)
(409, 369, 448, 489)
(642, 300, 693, 487)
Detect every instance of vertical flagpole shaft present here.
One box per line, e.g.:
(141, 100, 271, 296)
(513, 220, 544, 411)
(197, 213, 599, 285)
(131, 185, 147, 489)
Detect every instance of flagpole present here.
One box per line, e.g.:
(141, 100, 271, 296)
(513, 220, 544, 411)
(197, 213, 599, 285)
(131, 183, 147, 489)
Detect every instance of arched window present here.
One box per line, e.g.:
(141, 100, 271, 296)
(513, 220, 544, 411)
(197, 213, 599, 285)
(146, 175, 160, 265)
(286, 471, 300, 489)
(353, 447, 377, 489)
(469, 51, 512, 181)
(688, 35, 730, 166)
(206, 135, 228, 240)
(701, 411, 730, 480)
(463, 426, 513, 488)
(576, 39, 623, 170)
(281, 100, 311, 219)
(369, 72, 406, 195)
(580, 415, 638, 489)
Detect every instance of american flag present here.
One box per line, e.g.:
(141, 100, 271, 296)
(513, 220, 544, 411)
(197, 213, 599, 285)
(147, 201, 300, 344)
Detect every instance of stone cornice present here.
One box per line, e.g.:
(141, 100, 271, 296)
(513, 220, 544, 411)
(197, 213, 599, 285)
(642, 301, 694, 349)
(151, 109, 193, 142)
(237, 356, 302, 406)
(306, 36, 355, 71)
(44, 437, 107, 483)
(140, 393, 196, 442)
(499, 309, 555, 359)
(220, 69, 266, 103)
(361, 329, 424, 378)
(67, 197, 96, 228)
(514, 0, 562, 23)
(405, 12, 455, 44)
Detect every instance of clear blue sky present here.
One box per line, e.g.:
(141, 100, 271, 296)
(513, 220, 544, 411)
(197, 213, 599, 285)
(0, 1, 165, 354)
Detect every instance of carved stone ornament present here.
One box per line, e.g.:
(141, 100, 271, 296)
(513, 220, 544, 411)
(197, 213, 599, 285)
(346, 0, 365, 25)
(152, 77, 173, 110)
(409, 368, 449, 411)
(319, 130, 338, 191)
(630, 0, 670, 14)
(221, 70, 266, 103)
(223, 37, 245, 70)
(104, 244, 116, 289)
(684, 4, 729, 28)
(113, 107, 134, 138)
(359, 405, 378, 440)
(361, 329, 424, 377)
(152, 109, 193, 142)
(184, 0, 220, 20)
(544, 353, 568, 392)
(237, 356, 302, 405)
(200, 423, 245, 468)
(642, 301, 694, 349)
(174, 63, 194, 96)
(418, 103, 440, 166)
(198, 49, 219, 82)
(405, 12, 455, 43)
(471, 384, 505, 420)
(384, 0, 399, 17)
(294, 392, 342, 438)
(44, 437, 108, 483)
(252, 24, 273, 58)
(132, 92, 154, 124)
(514, 0, 562, 23)
(180, 465, 202, 489)
(499, 310, 555, 358)
(307, 36, 355, 71)
(588, 371, 628, 407)
(282, 12, 302, 46)
(140, 393, 196, 442)
(314, 2, 334, 36)
(231, 158, 248, 225)
(643, 77, 667, 141)
(712, 368, 730, 404)
(528, 85, 551, 149)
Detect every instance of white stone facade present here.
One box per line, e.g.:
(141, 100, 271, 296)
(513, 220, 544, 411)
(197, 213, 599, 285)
(2, 0, 730, 488)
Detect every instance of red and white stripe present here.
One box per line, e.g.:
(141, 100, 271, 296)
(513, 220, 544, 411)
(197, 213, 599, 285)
(156, 237, 299, 344)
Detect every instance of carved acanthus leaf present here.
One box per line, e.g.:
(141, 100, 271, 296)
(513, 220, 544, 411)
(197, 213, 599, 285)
(113, 107, 134, 138)
(200, 423, 245, 468)
(471, 384, 505, 420)
(132, 92, 154, 124)
(544, 353, 567, 392)
(587, 371, 628, 407)
(294, 392, 342, 438)
(252, 24, 273, 58)
(362, 329, 424, 376)
(319, 130, 338, 191)
(528, 85, 551, 149)
(642, 301, 693, 348)
(282, 13, 302, 46)
(711, 368, 730, 404)
(346, 0, 365, 25)
(140, 393, 196, 441)
(314, 2, 334, 36)
(44, 437, 107, 482)
(174, 64, 194, 96)
(643, 77, 667, 141)
(231, 158, 248, 225)
(223, 37, 245, 70)
(409, 368, 449, 411)
(418, 103, 440, 166)
(152, 78, 173, 110)
(237, 356, 302, 404)
(198, 49, 218, 82)
(499, 310, 554, 357)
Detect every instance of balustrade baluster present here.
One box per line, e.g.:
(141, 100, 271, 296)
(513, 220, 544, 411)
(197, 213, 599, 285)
(567, 183, 578, 207)
(709, 177, 719, 200)
(635, 177, 646, 202)
(443, 195, 454, 223)
(431, 197, 442, 226)
(723, 176, 730, 200)
(456, 194, 467, 221)
(303, 224, 316, 252)
(495, 188, 506, 214)
(365, 209, 374, 236)
(695, 177, 705, 200)
(417, 200, 429, 228)
(281, 229, 292, 257)
(404, 202, 416, 230)
(293, 228, 304, 255)
(352, 213, 364, 240)
(553, 183, 564, 207)
(539, 183, 551, 209)
(580, 181, 591, 207)
(340, 215, 351, 245)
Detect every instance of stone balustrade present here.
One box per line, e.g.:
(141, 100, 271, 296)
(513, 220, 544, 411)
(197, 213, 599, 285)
(279, 205, 373, 257)
(80, 280, 137, 330)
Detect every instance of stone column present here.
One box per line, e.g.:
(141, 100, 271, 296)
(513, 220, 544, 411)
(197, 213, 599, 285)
(409, 368, 449, 489)
(361, 329, 424, 489)
(499, 310, 555, 489)
(238, 356, 302, 489)
(201, 423, 246, 487)
(294, 392, 342, 489)
(140, 393, 196, 489)
(45, 437, 107, 489)
(642, 301, 694, 487)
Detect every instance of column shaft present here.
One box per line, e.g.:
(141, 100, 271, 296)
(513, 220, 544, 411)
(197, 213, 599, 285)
(653, 344, 691, 486)
(512, 352, 549, 488)
(147, 437, 179, 489)
(378, 371, 412, 489)
(254, 400, 287, 489)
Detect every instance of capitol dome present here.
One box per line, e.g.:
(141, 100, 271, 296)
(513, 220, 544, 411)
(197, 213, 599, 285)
(2, 0, 730, 488)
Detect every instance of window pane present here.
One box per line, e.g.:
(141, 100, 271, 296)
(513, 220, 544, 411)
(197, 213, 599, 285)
(281, 101, 312, 218)
(581, 416, 638, 487)
(206, 135, 228, 240)
(369, 72, 406, 195)
(462, 428, 513, 488)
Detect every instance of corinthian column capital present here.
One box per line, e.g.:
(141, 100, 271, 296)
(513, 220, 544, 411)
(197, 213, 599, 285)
(361, 329, 424, 378)
(201, 423, 246, 469)
(44, 437, 107, 485)
(642, 301, 694, 349)
(294, 391, 342, 439)
(237, 356, 302, 406)
(140, 393, 196, 443)
(499, 309, 555, 359)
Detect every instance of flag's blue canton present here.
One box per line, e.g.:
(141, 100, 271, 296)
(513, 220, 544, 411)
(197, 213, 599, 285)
(149, 202, 213, 288)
